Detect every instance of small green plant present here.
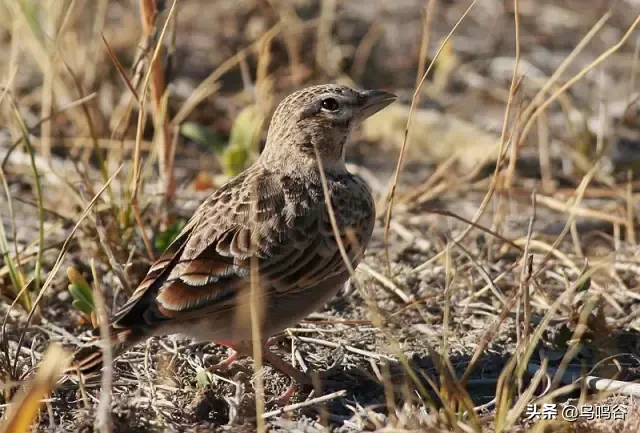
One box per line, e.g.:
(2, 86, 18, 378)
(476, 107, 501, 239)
(180, 121, 225, 152)
(154, 219, 187, 253)
(223, 105, 265, 176)
(195, 368, 213, 389)
(0, 230, 31, 312)
(66, 267, 95, 318)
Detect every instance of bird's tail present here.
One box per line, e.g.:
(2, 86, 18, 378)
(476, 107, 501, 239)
(63, 327, 144, 382)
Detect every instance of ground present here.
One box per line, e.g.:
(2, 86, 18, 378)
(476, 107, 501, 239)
(0, 0, 640, 432)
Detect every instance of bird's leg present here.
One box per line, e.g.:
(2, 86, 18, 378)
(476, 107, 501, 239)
(260, 346, 310, 385)
(211, 339, 311, 406)
(211, 340, 310, 383)
(207, 350, 241, 371)
(265, 334, 288, 346)
(260, 341, 312, 406)
(207, 340, 245, 372)
(260, 345, 310, 406)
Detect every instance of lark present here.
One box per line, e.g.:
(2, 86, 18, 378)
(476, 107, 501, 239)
(73, 84, 396, 387)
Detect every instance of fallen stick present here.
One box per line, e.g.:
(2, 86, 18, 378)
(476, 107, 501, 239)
(261, 389, 347, 419)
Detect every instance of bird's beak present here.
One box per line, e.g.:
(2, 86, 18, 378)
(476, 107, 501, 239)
(356, 89, 397, 121)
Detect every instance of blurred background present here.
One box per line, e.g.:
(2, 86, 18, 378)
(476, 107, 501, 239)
(1, 0, 638, 189)
(1, 1, 640, 432)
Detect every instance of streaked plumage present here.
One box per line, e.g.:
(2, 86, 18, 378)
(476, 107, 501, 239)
(71, 84, 396, 383)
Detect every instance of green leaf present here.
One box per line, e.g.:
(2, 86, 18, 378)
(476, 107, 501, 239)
(68, 284, 94, 312)
(223, 105, 265, 176)
(180, 122, 225, 152)
(154, 219, 187, 253)
(575, 262, 592, 293)
(575, 276, 591, 293)
(195, 368, 212, 389)
(221, 145, 250, 176)
(228, 106, 262, 150)
(72, 299, 93, 316)
(76, 282, 94, 305)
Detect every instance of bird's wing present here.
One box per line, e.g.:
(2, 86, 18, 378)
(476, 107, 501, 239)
(112, 167, 366, 330)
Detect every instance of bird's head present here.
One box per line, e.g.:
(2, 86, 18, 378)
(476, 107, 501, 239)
(261, 84, 396, 171)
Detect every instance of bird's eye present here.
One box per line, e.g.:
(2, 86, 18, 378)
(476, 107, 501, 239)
(321, 98, 340, 112)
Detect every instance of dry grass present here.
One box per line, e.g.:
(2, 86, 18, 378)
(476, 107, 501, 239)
(1, 0, 640, 432)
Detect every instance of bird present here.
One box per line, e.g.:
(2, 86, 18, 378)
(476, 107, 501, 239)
(70, 84, 396, 390)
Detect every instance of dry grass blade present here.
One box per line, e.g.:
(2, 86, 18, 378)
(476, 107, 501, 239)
(138, 0, 175, 200)
(450, 237, 506, 305)
(503, 359, 548, 431)
(626, 171, 637, 245)
(58, 57, 112, 192)
(8, 97, 44, 298)
(516, 12, 640, 150)
(460, 290, 520, 386)
(261, 389, 346, 419)
(535, 194, 626, 225)
(132, 0, 180, 200)
(415, 0, 437, 89)
(172, 23, 283, 125)
(1, 277, 33, 387)
(90, 259, 113, 433)
(249, 181, 265, 433)
(101, 33, 139, 103)
(383, 0, 478, 275)
(514, 262, 605, 382)
(528, 139, 606, 278)
(518, 191, 535, 358)
(294, 336, 395, 362)
(1, 92, 97, 171)
(350, 22, 384, 81)
(0, 344, 71, 433)
(11, 166, 124, 370)
(0, 162, 29, 311)
(520, 10, 612, 124)
(313, 114, 435, 412)
(426, 335, 482, 431)
(528, 363, 640, 398)
(427, 208, 523, 253)
(316, 0, 337, 75)
(2, 0, 639, 430)
(357, 262, 411, 303)
(413, 0, 523, 275)
(127, 0, 180, 262)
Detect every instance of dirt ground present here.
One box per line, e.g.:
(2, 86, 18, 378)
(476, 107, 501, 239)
(1, 0, 640, 432)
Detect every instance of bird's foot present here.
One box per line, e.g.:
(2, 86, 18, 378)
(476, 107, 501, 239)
(210, 339, 342, 406)
(207, 350, 240, 372)
(213, 339, 311, 383)
(260, 345, 311, 385)
(207, 339, 247, 372)
(272, 383, 298, 407)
